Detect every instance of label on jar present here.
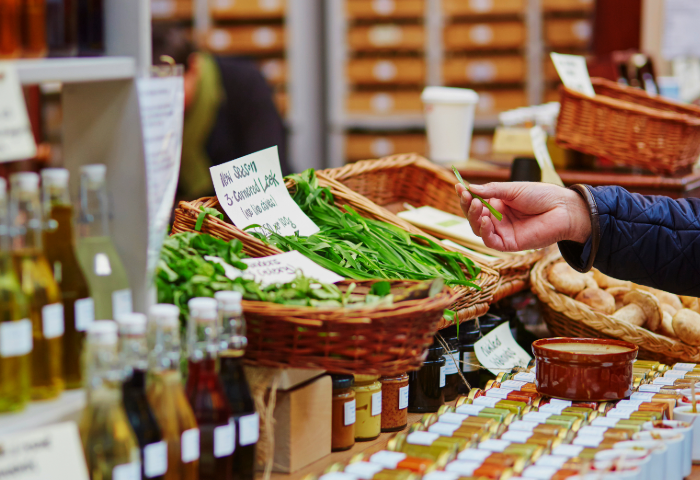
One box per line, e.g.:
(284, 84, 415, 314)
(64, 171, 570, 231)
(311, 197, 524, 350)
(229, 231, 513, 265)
(457, 448, 491, 462)
(513, 372, 535, 383)
(607, 407, 637, 419)
(573, 435, 604, 447)
(485, 388, 510, 399)
(144, 440, 168, 478)
(423, 473, 460, 480)
(74, 297, 95, 331)
(428, 422, 460, 437)
(345, 462, 384, 479)
(462, 351, 480, 372)
(665, 370, 687, 379)
(214, 421, 235, 458)
(501, 430, 532, 443)
(42, 303, 64, 339)
(674, 363, 696, 371)
(639, 384, 664, 393)
(398, 385, 408, 410)
(455, 404, 485, 416)
(369, 450, 406, 469)
(617, 399, 644, 408)
(550, 399, 572, 406)
(578, 425, 608, 436)
(631, 392, 656, 402)
(538, 403, 567, 414)
(112, 289, 133, 319)
(440, 412, 469, 424)
(473, 396, 499, 408)
(552, 444, 584, 458)
(591, 417, 619, 427)
(181, 428, 200, 463)
(477, 439, 510, 452)
(500, 380, 527, 391)
(344, 399, 356, 426)
(508, 420, 537, 432)
(239, 412, 260, 446)
(443, 353, 459, 375)
(445, 460, 479, 476)
(407, 431, 440, 446)
(536, 455, 568, 468)
(523, 412, 552, 423)
(653, 377, 676, 386)
(522, 466, 558, 479)
(113, 462, 140, 480)
(371, 391, 382, 416)
(0, 319, 32, 358)
(440, 366, 446, 388)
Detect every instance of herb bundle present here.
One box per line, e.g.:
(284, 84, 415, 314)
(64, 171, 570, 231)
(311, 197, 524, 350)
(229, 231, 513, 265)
(251, 169, 481, 289)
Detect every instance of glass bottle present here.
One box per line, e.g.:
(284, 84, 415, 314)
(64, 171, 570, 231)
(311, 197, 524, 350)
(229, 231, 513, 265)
(77, 0, 103, 55)
(147, 304, 200, 480)
(75, 164, 132, 321)
(0, 177, 31, 412)
(440, 326, 461, 402)
(10, 172, 64, 400)
(408, 340, 445, 413)
(0, 0, 22, 58)
(118, 313, 167, 480)
(79, 320, 141, 480)
(186, 297, 234, 480)
(42, 168, 92, 389)
(22, 0, 47, 57)
(458, 319, 481, 395)
(214, 291, 257, 480)
(46, 0, 78, 57)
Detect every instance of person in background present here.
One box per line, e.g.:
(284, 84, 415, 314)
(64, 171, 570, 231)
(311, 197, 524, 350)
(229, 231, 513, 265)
(152, 25, 289, 200)
(456, 181, 700, 296)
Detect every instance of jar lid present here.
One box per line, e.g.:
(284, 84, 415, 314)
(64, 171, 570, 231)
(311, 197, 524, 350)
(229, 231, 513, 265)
(331, 374, 354, 389)
(354, 374, 380, 383)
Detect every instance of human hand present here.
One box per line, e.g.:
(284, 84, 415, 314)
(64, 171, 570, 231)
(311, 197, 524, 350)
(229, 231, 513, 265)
(455, 182, 591, 252)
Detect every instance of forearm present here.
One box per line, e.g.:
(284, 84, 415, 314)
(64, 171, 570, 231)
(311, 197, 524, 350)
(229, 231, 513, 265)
(560, 185, 700, 296)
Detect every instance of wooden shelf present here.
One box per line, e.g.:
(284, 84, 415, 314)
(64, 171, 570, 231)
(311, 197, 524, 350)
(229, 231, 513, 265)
(0, 390, 86, 437)
(15, 57, 136, 85)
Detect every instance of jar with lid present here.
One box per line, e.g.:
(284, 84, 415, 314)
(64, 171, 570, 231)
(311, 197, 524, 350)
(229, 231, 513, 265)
(458, 318, 481, 395)
(408, 340, 445, 413)
(331, 374, 356, 452)
(379, 373, 409, 432)
(352, 374, 382, 441)
(439, 326, 460, 402)
(479, 313, 502, 388)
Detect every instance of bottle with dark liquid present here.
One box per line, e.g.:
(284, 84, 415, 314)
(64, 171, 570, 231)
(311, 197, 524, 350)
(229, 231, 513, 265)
(77, 0, 103, 55)
(46, 0, 78, 56)
(215, 291, 257, 480)
(408, 339, 445, 413)
(186, 298, 234, 480)
(22, 0, 47, 57)
(42, 168, 92, 389)
(118, 312, 167, 480)
(439, 325, 460, 402)
(458, 318, 481, 395)
(147, 304, 200, 480)
(0, 0, 22, 58)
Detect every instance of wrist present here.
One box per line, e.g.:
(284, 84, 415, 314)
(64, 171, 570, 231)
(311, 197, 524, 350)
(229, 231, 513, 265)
(565, 188, 592, 244)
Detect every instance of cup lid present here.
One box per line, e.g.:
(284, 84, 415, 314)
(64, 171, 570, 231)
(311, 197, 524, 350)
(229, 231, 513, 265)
(421, 86, 479, 105)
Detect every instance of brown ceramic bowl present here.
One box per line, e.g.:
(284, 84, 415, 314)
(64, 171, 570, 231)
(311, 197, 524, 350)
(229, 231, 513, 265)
(532, 337, 638, 401)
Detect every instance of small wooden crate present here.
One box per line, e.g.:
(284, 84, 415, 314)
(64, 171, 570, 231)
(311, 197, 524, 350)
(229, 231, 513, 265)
(443, 55, 526, 85)
(346, 133, 427, 162)
(544, 18, 592, 49)
(444, 21, 526, 51)
(345, 0, 425, 19)
(205, 26, 285, 55)
(347, 24, 425, 53)
(346, 90, 423, 115)
(442, 0, 524, 17)
(346, 58, 425, 86)
(211, 0, 285, 19)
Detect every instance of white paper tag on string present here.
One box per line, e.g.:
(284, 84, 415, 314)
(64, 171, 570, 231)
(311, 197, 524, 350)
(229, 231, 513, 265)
(474, 322, 532, 375)
(241, 251, 344, 286)
(0, 63, 37, 163)
(550, 52, 595, 97)
(209, 146, 320, 237)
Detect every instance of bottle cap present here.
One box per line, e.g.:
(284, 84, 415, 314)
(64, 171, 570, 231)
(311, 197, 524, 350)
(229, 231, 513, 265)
(81, 164, 106, 188)
(87, 320, 118, 345)
(149, 304, 180, 328)
(116, 312, 147, 335)
(10, 172, 40, 192)
(188, 297, 218, 322)
(214, 290, 243, 309)
(41, 168, 69, 188)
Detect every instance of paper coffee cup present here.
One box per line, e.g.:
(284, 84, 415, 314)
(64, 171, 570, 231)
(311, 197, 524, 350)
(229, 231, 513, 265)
(421, 86, 479, 165)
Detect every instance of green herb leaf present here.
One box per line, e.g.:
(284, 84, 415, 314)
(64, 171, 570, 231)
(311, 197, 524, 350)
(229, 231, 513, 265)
(452, 166, 503, 221)
(370, 281, 392, 297)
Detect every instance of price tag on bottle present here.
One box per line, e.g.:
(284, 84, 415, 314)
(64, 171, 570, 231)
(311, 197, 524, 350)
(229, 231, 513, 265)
(455, 404, 485, 415)
(113, 462, 140, 480)
(578, 425, 608, 436)
(665, 370, 687, 378)
(214, 421, 235, 457)
(439, 366, 446, 388)
(0, 63, 37, 163)
(144, 440, 168, 478)
(573, 435, 604, 447)
(536, 455, 568, 468)
(42, 303, 64, 339)
(345, 462, 384, 479)
(371, 391, 382, 416)
(369, 451, 406, 469)
(406, 432, 440, 446)
(472, 396, 499, 408)
(631, 392, 656, 402)
(538, 403, 567, 414)
(398, 385, 408, 410)
(112, 289, 132, 319)
(181, 428, 200, 463)
(74, 298, 95, 332)
(477, 439, 510, 452)
(443, 354, 458, 375)
(485, 388, 510, 399)
(344, 399, 356, 426)
(607, 407, 637, 419)
(0, 319, 32, 357)
(674, 363, 696, 371)
(639, 384, 663, 393)
(238, 412, 260, 446)
(522, 466, 558, 479)
(462, 351, 479, 373)
(549, 399, 572, 406)
(508, 421, 537, 432)
(500, 380, 527, 391)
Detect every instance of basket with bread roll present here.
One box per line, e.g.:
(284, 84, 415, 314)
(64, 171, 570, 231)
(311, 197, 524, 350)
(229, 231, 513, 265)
(531, 250, 700, 364)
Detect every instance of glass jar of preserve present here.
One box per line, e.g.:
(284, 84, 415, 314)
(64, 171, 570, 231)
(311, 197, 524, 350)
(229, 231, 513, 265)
(408, 341, 445, 413)
(352, 374, 382, 441)
(440, 326, 460, 402)
(380, 373, 409, 432)
(331, 374, 355, 452)
(458, 319, 481, 395)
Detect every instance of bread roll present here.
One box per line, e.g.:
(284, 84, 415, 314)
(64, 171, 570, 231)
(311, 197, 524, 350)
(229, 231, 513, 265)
(656, 291, 683, 311)
(548, 261, 589, 297)
(575, 287, 615, 315)
(613, 303, 646, 326)
(659, 311, 677, 338)
(672, 309, 700, 346)
(661, 303, 678, 317)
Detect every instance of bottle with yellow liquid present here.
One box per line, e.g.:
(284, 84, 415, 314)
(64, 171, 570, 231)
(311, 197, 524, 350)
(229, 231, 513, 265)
(10, 172, 64, 400)
(41, 168, 93, 389)
(0, 177, 31, 412)
(147, 304, 200, 480)
(79, 320, 141, 480)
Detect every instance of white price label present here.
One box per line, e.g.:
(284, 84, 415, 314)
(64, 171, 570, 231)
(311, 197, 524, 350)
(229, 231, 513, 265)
(607, 407, 637, 419)
(344, 399, 356, 426)
(428, 422, 460, 436)
(513, 372, 535, 383)
(473, 396, 499, 408)
(500, 380, 527, 391)
(440, 412, 469, 425)
(369, 451, 406, 469)
(578, 426, 608, 436)
(0, 64, 37, 163)
(239, 251, 344, 287)
(639, 384, 663, 393)
(144, 441, 168, 478)
(0, 319, 32, 357)
(536, 455, 568, 468)
(113, 462, 140, 480)
(478, 439, 510, 452)
(549, 399, 572, 406)
(445, 460, 479, 476)
(474, 323, 531, 375)
(552, 444, 584, 458)
(501, 430, 532, 443)
(42, 303, 64, 339)
(214, 421, 235, 458)
(455, 404, 485, 416)
(74, 297, 95, 331)
(522, 412, 552, 423)
(508, 421, 537, 432)
(674, 363, 696, 371)
(443, 354, 459, 375)
(522, 466, 558, 479)
(665, 370, 687, 378)
(238, 412, 259, 446)
(591, 417, 619, 427)
(371, 391, 382, 416)
(462, 351, 479, 372)
(457, 448, 491, 462)
(439, 366, 446, 388)
(485, 388, 510, 399)
(573, 435, 604, 447)
(398, 385, 408, 410)
(181, 428, 200, 463)
(617, 400, 644, 408)
(538, 403, 567, 414)
(112, 289, 133, 319)
(550, 52, 595, 97)
(345, 462, 384, 480)
(631, 392, 655, 402)
(407, 431, 440, 446)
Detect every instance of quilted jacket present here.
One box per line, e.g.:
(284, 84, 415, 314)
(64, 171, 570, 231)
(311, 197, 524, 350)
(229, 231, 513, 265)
(559, 185, 700, 296)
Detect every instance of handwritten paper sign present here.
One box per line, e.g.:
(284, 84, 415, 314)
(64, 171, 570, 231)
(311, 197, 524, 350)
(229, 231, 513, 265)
(474, 322, 531, 375)
(0, 63, 37, 163)
(210, 147, 319, 237)
(0, 422, 89, 480)
(550, 53, 595, 97)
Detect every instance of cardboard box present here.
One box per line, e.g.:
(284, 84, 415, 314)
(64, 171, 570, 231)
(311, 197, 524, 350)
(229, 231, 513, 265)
(444, 21, 526, 51)
(211, 0, 285, 19)
(346, 58, 425, 85)
(346, 90, 423, 114)
(348, 25, 425, 53)
(345, 0, 425, 20)
(443, 55, 526, 85)
(542, 0, 593, 13)
(205, 26, 286, 55)
(443, 0, 524, 17)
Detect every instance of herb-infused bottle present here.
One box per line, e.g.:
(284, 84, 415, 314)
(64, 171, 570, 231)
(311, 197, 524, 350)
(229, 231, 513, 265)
(79, 320, 140, 480)
(118, 313, 167, 480)
(10, 172, 64, 400)
(186, 297, 234, 480)
(76, 164, 132, 321)
(0, 177, 31, 412)
(147, 304, 200, 480)
(42, 168, 92, 389)
(215, 291, 257, 480)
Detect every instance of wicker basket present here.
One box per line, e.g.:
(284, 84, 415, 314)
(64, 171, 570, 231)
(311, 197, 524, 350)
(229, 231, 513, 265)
(531, 250, 700, 364)
(556, 77, 700, 176)
(321, 154, 544, 302)
(172, 171, 500, 326)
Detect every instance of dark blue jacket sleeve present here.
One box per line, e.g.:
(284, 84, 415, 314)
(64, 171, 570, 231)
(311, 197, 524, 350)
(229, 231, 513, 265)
(559, 185, 700, 296)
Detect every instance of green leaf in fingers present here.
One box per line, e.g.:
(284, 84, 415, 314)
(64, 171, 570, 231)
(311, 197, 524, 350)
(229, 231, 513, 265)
(452, 166, 503, 221)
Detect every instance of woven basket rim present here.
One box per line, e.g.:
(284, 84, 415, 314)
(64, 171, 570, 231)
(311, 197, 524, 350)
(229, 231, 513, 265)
(591, 77, 700, 116)
(531, 250, 700, 361)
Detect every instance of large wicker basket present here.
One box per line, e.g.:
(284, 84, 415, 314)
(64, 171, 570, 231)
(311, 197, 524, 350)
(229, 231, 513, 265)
(531, 250, 700, 364)
(556, 77, 700, 176)
(321, 154, 544, 302)
(172, 171, 500, 326)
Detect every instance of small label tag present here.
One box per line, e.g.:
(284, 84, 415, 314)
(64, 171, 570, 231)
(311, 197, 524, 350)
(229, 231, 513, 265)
(591, 417, 619, 427)
(665, 370, 687, 379)
(428, 422, 460, 436)
(501, 380, 527, 391)
(522, 466, 558, 480)
(508, 420, 537, 432)
(371, 391, 382, 416)
(457, 448, 491, 462)
(455, 404, 485, 416)
(549, 399, 572, 406)
(238, 412, 259, 446)
(639, 384, 664, 393)
(462, 351, 480, 372)
(513, 372, 535, 383)
(144, 441, 168, 478)
(74, 298, 95, 332)
(443, 354, 459, 375)
(181, 428, 200, 463)
(42, 303, 64, 339)
(345, 462, 384, 480)
(674, 363, 696, 371)
(473, 396, 499, 408)
(474, 323, 531, 375)
(617, 400, 644, 408)
(407, 431, 440, 446)
(607, 407, 636, 419)
(538, 403, 566, 414)
(478, 439, 510, 452)
(113, 463, 140, 480)
(112, 289, 133, 319)
(523, 412, 552, 423)
(398, 385, 409, 410)
(440, 412, 469, 425)
(369, 451, 406, 469)
(440, 366, 446, 387)
(501, 430, 533, 443)
(213, 421, 235, 458)
(344, 400, 356, 426)
(536, 455, 568, 468)
(0, 319, 32, 357)
(578, 425, 608, 436)
(445, 460, 480, 476)
(573, 435, 604, 447)
(653, 377, 677, 386)
(550, 52, 595, 97)
(485, 388, 510, 399)
(553, 444, 584, 458)
(631, 392, 656, 402)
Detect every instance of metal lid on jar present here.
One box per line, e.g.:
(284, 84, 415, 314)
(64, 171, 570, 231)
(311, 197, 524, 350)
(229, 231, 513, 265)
(354, 374, 380, 384)
(331, 374, 354, 390)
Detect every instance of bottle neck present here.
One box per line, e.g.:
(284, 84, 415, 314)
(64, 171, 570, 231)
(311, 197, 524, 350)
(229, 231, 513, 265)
(85, 341, 124, 395)
(189, 317, 219, 362)
(148, 324, 183, 374)
(10, 190, 43, 252)
(43, 184, 71, 210)
(218, 307, 247, 352)
(120, 334, 149, 377)
(78, 181, 110, 237)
